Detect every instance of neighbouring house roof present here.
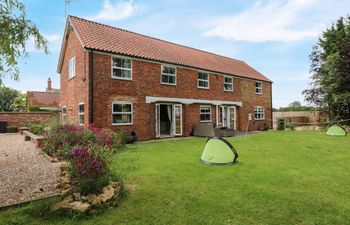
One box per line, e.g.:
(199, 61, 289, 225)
(27, 91, 60, 108)
(58, 16, 272, 83)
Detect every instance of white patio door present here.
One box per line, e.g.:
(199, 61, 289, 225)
(156, 103, 160, 138)
(221, 106, 236, 130)
(173, 104, 182, 136)
(228, 106, 236, 130)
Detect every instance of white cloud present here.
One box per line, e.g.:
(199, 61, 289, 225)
(90, 0, 138, 22)
(203, 0, 325, 42)
(26, 33, 62, 53)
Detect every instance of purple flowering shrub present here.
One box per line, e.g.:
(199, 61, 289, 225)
(69, 145, 115, 193)
(42, 124, 123, 160)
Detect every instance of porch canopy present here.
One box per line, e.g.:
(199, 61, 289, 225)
(145, 96, 242, 106)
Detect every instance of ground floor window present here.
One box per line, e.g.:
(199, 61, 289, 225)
(254, 106, 264, 120)
(200, 105, 211, 122)
(112, 102, 133, 125)
(78, 102, 84, 125)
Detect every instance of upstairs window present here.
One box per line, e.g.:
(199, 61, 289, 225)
(68, 57, 75, 79)
(254, 106, 264, 120)
(161, 65, 176, 85)
(198, 72, 209, 89)
(224, 76, 233, 91)
(256, 81, 262, 94)
(112, 57, 132, 80)
(200, 106, 211, 122)
(78, 102, 84, 125)
(112, 102, 133, 125)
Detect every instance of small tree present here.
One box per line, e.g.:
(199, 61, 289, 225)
(11, 93, 26, 111)
(0, 0, 48, 85)
(303, 16, 350, 121)
(0, 86, 19, 111)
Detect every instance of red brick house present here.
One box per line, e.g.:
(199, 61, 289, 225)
(57, 16, 272, 140)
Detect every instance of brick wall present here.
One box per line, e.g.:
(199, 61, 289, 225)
(59, 29, 272, 140)
(0, 112, 58, 127)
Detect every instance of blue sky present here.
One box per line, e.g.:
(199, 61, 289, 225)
(3, 0, 350, 107)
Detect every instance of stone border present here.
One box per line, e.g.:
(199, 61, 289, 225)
(52, 163, 122, 214)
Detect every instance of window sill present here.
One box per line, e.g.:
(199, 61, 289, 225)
(112, 76, 133, 81)
(256, 93, 263, 95)
(255, 118, 265, 121)
(198, 86, 209, 90)
(112, 123, 133, 126)
(224, 89, 233, 92)
(161, 82, 177, 86)
(67, 76, 76, 81)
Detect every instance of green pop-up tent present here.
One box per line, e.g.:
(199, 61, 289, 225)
(200, 137, 238, 165)
(326, 125, 347, 136)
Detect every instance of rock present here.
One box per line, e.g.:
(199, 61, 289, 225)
(52, 200, 91, 213)
(62, 174, 71, 184)
(86, 193, 98, 203)
(73, 192, 81, 201)
(60, 162, 70, 172)
(98, 185, 115, 203)
(63, 195, 74, 203)
(55, 182, 61, 189)
(61, 187, 74, 197)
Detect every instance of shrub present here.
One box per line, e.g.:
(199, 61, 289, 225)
(286, 122, 295, 130)
(28, 123, 47, 135)
(69, 145, 115, 194)
(42, 124, 123, 160)
(277, 119, 285, 130)
(263, 124, 269, 131)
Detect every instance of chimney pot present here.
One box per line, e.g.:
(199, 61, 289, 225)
(47, 78, 52, 90)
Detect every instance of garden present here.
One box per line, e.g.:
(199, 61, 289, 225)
(0, 130, 349, 225)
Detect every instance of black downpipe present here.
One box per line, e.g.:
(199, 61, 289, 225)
(89, 50, 94, 124)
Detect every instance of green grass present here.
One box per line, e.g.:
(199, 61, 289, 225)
(1, 131, 350, 225)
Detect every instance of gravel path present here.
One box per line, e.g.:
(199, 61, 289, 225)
(0, 133, 60, 208)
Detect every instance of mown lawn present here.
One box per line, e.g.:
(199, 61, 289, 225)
(1, 131, 350, 225)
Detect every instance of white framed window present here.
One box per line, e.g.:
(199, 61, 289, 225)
(198, 72, 209, 89)
(161, 65, 176, 85)
(68, 57, 76, 79)
(200, 105, 211, 122)
(224, 75, 233, 91)
(112, 102, 133, 125)
(112, 56, 132, 80)
(78, 102, 84, 125)
(254, 106, 264, 120)
(62, 106, 67, 124)
(256, 81, 262, 94)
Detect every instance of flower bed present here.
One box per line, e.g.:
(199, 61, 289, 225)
(41, 124, 125, 213)
(42, 124, 124, 161)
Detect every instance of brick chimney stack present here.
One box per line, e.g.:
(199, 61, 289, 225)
(47, 78, 52, 90)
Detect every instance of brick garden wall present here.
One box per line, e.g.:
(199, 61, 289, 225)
(0, 112, 58, 128)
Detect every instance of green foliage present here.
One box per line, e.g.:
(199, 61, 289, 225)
(0, 0, 48, 84)
(12, 93, 26, 111)
(0, 86, 19, 111)
(286, 122, 295, 130)
(69, 145, 115, 194)
(303, 16, 350, 121)
(27, 122, 46, 135)
(42, 124, 124, 160)
(277, 119, 285, 130)
(263, 123, 269, 131)
(278, 101, 315, 112)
